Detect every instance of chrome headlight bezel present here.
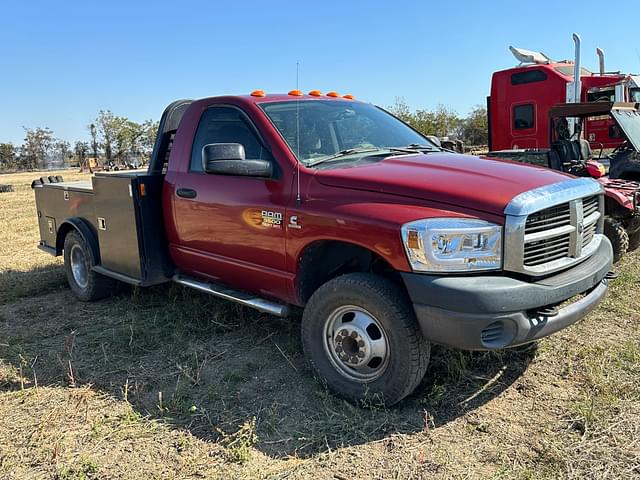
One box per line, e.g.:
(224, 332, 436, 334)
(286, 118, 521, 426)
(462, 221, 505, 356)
(401, 218, 503, 273)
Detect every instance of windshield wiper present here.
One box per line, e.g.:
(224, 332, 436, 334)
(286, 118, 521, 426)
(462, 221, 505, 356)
(306, 147, 386, 167)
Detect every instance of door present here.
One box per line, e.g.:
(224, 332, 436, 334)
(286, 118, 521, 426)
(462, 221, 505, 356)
(170, 105, 291, 299)
(511, 102, 538, 149)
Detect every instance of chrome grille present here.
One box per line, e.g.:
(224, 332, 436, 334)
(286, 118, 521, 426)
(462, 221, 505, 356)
(504, 179, 605, 276)
(522, 195, 602, 269)
(525, 203, 571, 233)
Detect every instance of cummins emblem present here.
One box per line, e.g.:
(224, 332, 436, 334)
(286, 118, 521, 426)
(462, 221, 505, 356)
(288, 215, 301, 229)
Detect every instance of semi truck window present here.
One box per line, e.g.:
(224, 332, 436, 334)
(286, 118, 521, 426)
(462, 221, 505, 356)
(190, 107, 272, 172)
(513, 104, 534, 130)
(587, 89, 615, 102)
(511, 70, 547, 85)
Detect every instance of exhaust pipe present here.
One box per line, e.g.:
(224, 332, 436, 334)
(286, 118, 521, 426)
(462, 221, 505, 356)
(572, 33, 582, 103)
(596, 47, 605, 74)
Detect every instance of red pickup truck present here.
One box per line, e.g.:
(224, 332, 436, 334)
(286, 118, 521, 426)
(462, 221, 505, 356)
(33, 91, 613, 405)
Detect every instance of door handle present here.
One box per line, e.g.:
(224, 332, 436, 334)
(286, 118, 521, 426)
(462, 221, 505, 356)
(176, 188, 197, 199)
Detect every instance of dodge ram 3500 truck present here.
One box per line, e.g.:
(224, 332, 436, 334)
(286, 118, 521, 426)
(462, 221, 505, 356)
(32, 90, 614, 405)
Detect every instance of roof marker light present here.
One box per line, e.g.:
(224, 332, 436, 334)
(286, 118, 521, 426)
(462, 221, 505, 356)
(288, 89, 303, 96)
(308, 90, 322, 96)
(251, 90, 266, 97)
(342, 94, 355, 99)
(326, 91, 340, 97)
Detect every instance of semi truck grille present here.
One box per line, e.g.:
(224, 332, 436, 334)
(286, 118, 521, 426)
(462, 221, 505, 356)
(522, 195, 602, 269)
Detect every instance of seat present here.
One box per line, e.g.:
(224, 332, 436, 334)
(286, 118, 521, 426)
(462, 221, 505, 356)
(577, 139, 592, 160)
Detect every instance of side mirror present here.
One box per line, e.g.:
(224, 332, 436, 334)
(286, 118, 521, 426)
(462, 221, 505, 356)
(202, 143, 273, 177)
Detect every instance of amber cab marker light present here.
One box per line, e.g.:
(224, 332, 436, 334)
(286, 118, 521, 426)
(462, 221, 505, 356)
(343, 94, 355, 99)
(326, 91, 340, 97)
(250, 90, 266, 97)
(308, 90, 322, 96)
(288, 89, 303, 96)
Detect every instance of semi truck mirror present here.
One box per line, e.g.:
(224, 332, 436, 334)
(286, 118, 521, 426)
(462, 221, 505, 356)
(202, 143, 272, 177)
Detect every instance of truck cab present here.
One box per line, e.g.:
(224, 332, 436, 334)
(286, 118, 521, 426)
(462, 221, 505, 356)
(32, 90, 613, 406)
(488, 40, 638, 151)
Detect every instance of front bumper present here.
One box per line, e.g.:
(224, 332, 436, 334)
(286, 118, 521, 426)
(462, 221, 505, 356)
(401, 238, 613, 350)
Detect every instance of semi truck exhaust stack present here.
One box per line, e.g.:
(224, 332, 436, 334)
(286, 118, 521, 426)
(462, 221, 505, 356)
(596, 47, 605, 75)
(572, 33, 582, 103)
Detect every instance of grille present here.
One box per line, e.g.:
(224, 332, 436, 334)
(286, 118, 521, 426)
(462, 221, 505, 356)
(523, 195, 601, 268)
(582, 195, 599, 248)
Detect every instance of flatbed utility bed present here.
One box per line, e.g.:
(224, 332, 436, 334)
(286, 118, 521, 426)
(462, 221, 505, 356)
(33, 171, 172, 286)
(44, 180, 94, 192)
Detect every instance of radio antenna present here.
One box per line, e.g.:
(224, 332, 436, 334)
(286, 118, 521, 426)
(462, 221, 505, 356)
(295, 61, 301, 206)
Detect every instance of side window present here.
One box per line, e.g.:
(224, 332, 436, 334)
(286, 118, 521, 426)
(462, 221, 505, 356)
(513, 104, 534, 130)
(190, 107, 273, 172)
(510, 70, 547, 85)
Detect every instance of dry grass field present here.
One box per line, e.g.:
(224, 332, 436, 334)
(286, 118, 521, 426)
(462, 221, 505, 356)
(0, 169, 639, 479)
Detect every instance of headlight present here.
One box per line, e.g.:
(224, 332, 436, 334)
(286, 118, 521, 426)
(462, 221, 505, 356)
(401, 218, 502, 272)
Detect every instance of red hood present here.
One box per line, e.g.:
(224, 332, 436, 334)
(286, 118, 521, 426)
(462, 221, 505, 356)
(314, 153, 571, 215)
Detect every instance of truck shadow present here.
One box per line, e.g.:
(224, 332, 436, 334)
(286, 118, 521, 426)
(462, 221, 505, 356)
(0, 274, 535, 459)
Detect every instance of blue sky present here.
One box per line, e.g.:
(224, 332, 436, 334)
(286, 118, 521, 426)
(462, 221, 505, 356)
(1, 0, 638, 145)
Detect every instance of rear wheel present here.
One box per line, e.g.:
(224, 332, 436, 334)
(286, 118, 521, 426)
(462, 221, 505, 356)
(301, 273, 430, 406)
(604, 217, 629, 263)
(63, 230, 115, 301)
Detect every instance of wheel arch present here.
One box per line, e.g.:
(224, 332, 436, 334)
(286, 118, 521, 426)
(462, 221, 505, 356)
(294, 239, 401, 306)
(56, 217, 101, 264)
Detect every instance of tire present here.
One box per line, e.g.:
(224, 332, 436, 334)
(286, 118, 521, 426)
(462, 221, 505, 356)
(63, 230, 115, 301)
(628, 232, 640, 252)
(301, 273, 430, 406)
(604, 217, 629, 263)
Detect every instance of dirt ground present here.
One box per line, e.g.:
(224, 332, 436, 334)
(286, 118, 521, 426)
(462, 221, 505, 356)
(0, 169, 638, 479)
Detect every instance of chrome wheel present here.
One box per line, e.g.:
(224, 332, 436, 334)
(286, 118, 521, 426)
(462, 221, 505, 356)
(70, 244, 89, 289)
(323, 305, 389, 382)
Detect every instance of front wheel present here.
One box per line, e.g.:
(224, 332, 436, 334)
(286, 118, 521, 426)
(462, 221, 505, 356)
(604, 217, 629, 263)
(628, 231, 640, 252)
(301, 273, 430, 406)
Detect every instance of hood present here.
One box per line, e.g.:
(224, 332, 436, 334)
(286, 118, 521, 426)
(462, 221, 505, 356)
(314, 152, 571, 215)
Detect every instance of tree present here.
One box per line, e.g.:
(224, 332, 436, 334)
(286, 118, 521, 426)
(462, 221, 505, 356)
(0, 143, 17, 170)
(54, 140, 71, 167)
(89, 123, 99, 164)
(139, 119, 159, 158)
(74, 141, 89, 170)
(458, 105, 488, 146)
(94, 110, 123, 161)
(388, 98, 460, 137)
(20, 127, 54, 170)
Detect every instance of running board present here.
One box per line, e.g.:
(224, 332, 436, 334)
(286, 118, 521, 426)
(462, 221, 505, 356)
(173, 274, 290, 317)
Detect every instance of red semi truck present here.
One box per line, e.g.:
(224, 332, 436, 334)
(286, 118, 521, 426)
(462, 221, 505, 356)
(488, 34, 640, 152)
(33, 91, 613, 405)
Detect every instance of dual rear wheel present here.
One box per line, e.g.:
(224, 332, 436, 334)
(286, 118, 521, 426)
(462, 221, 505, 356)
(63, 231, 115, 301)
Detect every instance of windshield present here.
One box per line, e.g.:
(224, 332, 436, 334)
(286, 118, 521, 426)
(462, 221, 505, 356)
(611, 108, 640, 151)
(259, 100, 438, 165)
